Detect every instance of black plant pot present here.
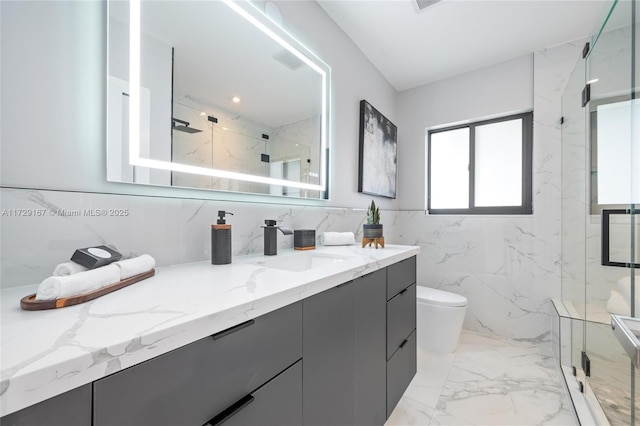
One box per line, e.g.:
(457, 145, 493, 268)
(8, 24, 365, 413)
(363, 224, 383, 238)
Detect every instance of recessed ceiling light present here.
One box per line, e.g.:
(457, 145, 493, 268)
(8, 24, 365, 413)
(231, 96, 241, 103)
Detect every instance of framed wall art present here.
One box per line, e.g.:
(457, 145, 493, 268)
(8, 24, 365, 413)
(358, 100, 397, 198)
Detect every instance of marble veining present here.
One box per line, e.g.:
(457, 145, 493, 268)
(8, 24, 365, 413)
(0, 244, 418, 416)
(386, 331, 577, 426)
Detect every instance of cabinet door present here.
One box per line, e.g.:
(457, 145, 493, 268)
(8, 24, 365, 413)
(0, 384, 91, 426)
(387, 256, 416, 300)
(206, 360, 302, 426)
(303, 282, 355, 426)
(387, 283, 417, 359)
(387, 330, 417, 418)
(94, 301, 302, 426)
(354, 269, 387, 426)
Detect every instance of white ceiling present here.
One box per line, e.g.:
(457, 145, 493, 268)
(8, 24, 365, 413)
(317, 0, 614, 92)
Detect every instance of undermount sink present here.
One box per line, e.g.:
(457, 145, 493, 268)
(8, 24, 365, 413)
(251, 252, 350, 272)
(611, 314, 640, 368)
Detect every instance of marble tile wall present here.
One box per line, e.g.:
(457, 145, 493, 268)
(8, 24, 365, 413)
(0, 187, 400, 289)
(393, 43, 583, 345)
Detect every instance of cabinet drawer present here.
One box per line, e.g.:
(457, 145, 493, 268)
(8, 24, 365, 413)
(1, 384, 91, 426)
(386, 283, 416, 359)
(94, 301, 302, 426)
(386, 330, 416, 418)
(387, 256, 416, 300)
(206, 360, 302, 426)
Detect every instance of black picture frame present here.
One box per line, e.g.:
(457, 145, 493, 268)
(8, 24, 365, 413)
(358, 100, 397, 199)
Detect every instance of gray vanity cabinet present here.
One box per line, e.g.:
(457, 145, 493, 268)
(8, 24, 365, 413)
(0, 384, 91, 426)
(386, 257, 417, 418)
(303, 268, 388, 426)
(387, 283, 417, 358)
(1, 256, 417, 425)
(206, 360, 302, 426)
(354, 268, 387, 425)
(387, 330, 417, 416)
(93, 301, 302, 426)
(303, 279, 356, 425)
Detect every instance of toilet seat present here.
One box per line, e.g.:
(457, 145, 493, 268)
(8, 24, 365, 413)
(417, 286, 467, 307)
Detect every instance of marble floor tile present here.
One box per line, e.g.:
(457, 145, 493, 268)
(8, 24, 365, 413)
(386, 395, 436, 426)
(386, 330, 577, 426)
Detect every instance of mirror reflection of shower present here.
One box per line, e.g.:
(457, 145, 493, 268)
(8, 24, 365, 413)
(172, 117, 201, 134)
(170, 99, 317, 197)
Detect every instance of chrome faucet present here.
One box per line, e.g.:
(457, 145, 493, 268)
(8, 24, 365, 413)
(262, 219, 293, 256)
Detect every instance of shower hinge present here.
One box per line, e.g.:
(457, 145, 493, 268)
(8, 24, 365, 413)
(581, 84, 591, 107)
(581, 351, 591, 377)
(578, 381, 584, 393)
(560, 116, 564, 125)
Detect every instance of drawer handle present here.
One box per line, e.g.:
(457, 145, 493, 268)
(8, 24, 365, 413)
(211, 319, 255, 340)
(399, 339, 409, 349)
(206, 394, 255, 426)
(336, 280, 353, 289)
(399, 288, 408, 296)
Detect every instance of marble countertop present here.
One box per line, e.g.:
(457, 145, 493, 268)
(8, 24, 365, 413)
(0, 244, 419, 416)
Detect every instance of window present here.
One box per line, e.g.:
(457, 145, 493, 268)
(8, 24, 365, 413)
(589, 95, 640, 214)
(427, 112, 533, 214)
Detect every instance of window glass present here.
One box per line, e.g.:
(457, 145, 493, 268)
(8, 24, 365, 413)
(430, 128, 469, 209)
(475, 119, 522, 207)
(427, 112, 532, 214)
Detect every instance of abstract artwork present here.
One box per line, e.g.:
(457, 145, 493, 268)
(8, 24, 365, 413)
(358, 100, 397, 198)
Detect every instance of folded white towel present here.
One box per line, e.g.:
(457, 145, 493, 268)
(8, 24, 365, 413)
(115, 254, 156, 280)
(323, 232, 355, 246)
(53, 261, 88, 276)
(35, 264, 121, 301)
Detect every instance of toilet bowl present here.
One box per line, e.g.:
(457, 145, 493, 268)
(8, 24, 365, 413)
(416, 286, 467, 354)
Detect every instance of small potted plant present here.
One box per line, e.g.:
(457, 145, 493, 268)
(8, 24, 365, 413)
(363, 200, 383, 239)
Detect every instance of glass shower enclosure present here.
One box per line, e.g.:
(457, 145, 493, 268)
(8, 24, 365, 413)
(560, 0, 639, 424)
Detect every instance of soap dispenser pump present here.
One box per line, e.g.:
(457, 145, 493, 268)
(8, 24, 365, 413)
(212, 211, 233, 265)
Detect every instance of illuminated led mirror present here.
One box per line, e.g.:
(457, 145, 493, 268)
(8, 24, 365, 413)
(107, 0, 330, 198)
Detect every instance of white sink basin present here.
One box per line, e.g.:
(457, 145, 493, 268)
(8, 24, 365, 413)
(251, 252, 350, 272)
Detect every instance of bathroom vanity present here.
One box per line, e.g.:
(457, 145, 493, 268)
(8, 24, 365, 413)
(0, 245, 418, 425)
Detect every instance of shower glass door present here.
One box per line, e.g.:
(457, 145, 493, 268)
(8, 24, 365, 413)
(583, 0, 639, 423)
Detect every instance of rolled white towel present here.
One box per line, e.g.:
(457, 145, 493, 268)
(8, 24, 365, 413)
(115, 254, 156, 280)
(323, 232, 355, 246)
(53, 261, 88, 276)
(35, 264, 121, 301)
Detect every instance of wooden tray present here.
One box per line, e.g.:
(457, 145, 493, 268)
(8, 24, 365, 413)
(20, 269, 156, 311)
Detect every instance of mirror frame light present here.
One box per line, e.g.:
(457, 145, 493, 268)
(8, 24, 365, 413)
(128, 0, 330, 193)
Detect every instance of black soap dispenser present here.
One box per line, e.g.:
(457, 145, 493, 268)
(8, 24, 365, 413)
(211, 211, 233, 265)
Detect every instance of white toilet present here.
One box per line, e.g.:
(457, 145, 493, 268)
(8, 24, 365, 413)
(416, 286, 468, 354)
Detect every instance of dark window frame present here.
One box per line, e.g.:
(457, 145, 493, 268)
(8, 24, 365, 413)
(427, 112, 533, 215)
